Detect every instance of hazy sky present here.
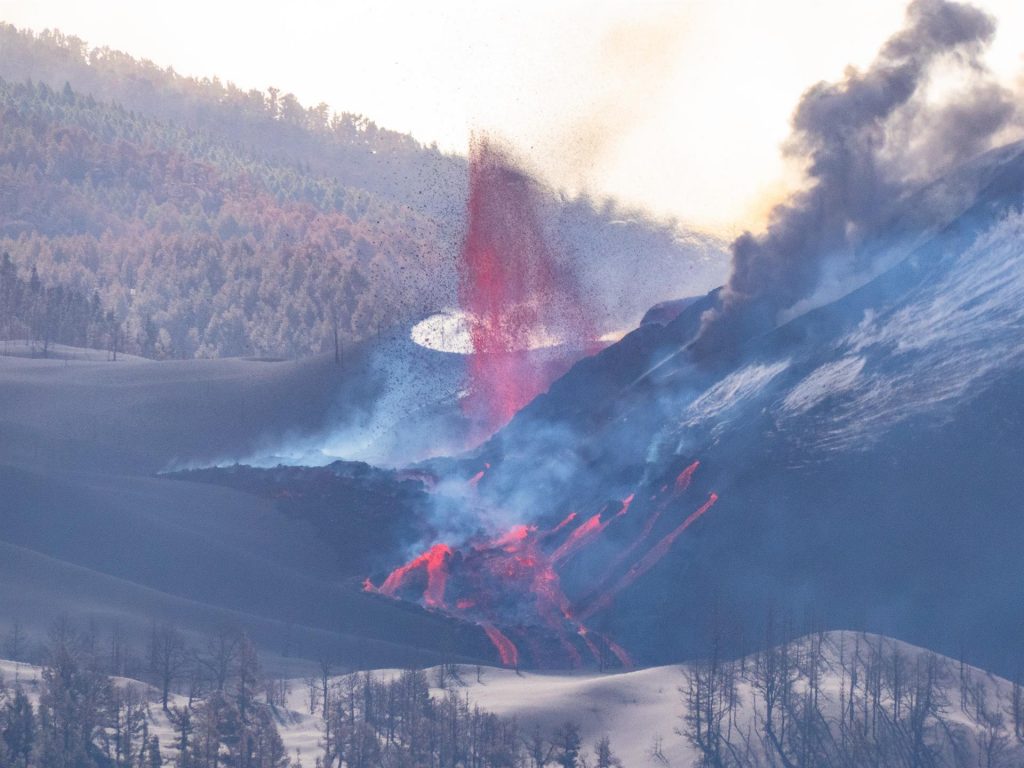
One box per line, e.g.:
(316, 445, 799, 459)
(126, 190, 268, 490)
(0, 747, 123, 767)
(2, 0, 1023, 234)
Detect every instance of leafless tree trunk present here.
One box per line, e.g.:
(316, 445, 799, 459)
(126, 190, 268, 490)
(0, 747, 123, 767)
(149, 621, 186, 711)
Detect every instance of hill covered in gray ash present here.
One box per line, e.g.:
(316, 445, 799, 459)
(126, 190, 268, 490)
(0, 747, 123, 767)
(0, 350, 500, 672)
(169, 461, 434, 577)
(393, 0, 1024, 675)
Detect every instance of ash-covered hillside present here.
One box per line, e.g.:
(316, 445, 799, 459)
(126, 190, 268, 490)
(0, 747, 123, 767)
(0, 348, 503, 671)
(397, 0, 1024, 676)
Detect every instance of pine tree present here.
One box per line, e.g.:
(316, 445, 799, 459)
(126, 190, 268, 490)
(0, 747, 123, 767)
(593, 735, 621, 768)
(1, 688, 34, 765)
(147, 736, 163, 768)
(552, 722, 581, 768)
(36, 621, 111, 768)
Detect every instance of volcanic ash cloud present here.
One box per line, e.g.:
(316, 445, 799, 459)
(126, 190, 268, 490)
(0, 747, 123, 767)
(695, 0, 1020, 357)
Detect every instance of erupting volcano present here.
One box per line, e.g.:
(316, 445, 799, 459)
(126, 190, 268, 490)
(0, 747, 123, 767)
(365, 459, 719, 668)
(458, 136, 597, 436)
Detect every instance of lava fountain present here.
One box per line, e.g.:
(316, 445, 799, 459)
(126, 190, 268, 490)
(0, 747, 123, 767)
(457, 136, 596, 436)
(366, 459, 719, 668)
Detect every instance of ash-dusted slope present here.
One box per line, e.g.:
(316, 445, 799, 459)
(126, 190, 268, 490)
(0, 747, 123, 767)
(0, 353, 343, 474)
(0, 348, 500, 668)
(422, 632, 1024, 767)
(454, 139, 1024, 676)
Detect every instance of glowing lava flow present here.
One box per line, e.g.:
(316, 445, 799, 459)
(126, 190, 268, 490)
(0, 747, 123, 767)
(552, 496, 633, 565)
(467, 463, 491, 489)
(595, 464, 698, 581)
(604, 636, 634, 669)
(482, 625, 519, 667)
(580, 492, 719, 620)
(376, 543, 452, 609)
(550, 511, 578, 533)
(674, 460, 700, 494)
(551, 514, 604, 563)
(365, 460, 718, 668)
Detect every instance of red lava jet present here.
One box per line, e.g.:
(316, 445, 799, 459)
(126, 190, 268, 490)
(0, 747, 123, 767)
(458, 136, 596, 437)
(366, 460, 719, 669)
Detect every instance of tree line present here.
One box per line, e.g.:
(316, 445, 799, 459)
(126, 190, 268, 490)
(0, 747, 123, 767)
(0, 619, 623, 768)
(0, 75, 449, 359)
(678, 616, 1024, 767)
(308, 662, 620, 768)
(0, 253, 136, 358)
(8, 612, 1023, 767)
(0, 619, 290, 768)
(0, 24, 459, 218)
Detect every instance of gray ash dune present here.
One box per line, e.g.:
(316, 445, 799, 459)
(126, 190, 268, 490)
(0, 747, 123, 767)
(0, 347, 496, 670)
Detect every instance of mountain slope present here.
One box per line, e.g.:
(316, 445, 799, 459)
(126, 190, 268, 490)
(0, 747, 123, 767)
(450, 139, 1024, 677)
(0, 23, 726, 359)
(0, 350, 505, 669)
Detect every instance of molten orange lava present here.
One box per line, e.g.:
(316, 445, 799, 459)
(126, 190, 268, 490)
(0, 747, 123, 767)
(482, 624, 520, 667)
(551, 511, 578, 533)
(581, 492, 719, 619)
(365, 461, 718, 668)
(551, 513, 604, 563)
(604, 636, 635, 669)
(674, 460, 701, 494)
(552, 498, 631, 565)
(378, 543, 452, 609)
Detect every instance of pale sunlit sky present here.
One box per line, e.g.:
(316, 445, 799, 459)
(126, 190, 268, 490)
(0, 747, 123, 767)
(2, 0, 1023, 235)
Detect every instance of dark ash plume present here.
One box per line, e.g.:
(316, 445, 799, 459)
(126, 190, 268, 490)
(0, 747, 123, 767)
(695, 0, 1017, 355)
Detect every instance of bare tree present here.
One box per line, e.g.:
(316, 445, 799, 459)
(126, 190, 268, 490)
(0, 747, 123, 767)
(750, 613, 800, 768)
(525, 723, 551, 768)
(198, 626, 241, 693)
(593, 735, 622, 768)
(552, 721, 582, 768)
(265, 677, 291, 710)
(304, 676, 319, 716)
(1011, 667, 1023, 743)
(646, 734, 670, 766)
(2, 620, 26, 662)
(975, 702, 1013, 768)
(149, 621, 187, 711)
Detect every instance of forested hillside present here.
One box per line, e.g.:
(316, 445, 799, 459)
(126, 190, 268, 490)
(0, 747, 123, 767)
(0, 252, 128, 357)
(0, 66, 450, 358)
(0, 24, 724, 359)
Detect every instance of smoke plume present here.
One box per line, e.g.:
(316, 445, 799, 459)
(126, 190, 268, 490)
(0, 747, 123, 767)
(696, 0, 1020, 355)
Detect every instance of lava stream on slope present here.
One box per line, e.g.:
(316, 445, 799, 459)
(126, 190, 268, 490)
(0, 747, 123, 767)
(365, 461, 718, 668)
